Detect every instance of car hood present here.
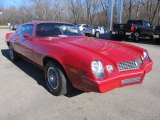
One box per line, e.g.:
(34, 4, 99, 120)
(42, 36, 143, 63)
(61, 37, 142, 63)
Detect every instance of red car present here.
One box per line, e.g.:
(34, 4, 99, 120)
(5, 21, 153, 96)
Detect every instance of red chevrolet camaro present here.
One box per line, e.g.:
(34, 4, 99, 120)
(5, 21, 153, 96)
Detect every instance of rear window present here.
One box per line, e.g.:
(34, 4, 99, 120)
(127, 20, 143, 25)
(133, 21, 143, 25)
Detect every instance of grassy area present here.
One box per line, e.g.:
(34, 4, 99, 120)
(0, 26, 9, 29)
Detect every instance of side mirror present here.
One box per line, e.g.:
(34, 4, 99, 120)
(23, 34, 30, 39)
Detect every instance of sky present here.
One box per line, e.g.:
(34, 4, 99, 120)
(0, 0, 22, 8)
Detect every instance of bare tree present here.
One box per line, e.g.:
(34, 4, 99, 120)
(139, 0, 158, 24)
(84, 0, 99, 24)
(0, 0, 159, 26)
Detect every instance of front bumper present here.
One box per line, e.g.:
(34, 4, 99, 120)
(82, 60, 153, 93)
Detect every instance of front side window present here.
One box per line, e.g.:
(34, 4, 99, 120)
(19, 24, 33, 37)
(36, 23, 82, 37)
(144, 22, 151, 27)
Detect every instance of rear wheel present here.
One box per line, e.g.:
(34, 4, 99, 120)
(114, 34, 124, 41)
(45, 61, 69, 96)
(9, 44, 19, 62)
(149, 35, 153, 40)
(132, 32, 139, 41)
(95, 32, 100, 38)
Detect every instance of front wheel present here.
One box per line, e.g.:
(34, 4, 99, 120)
(45, 61, 69, 96)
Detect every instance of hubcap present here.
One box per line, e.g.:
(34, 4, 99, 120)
(135, 33, 139, 41)
(96, 32, 100, 38)
(47, 67, 59, 90)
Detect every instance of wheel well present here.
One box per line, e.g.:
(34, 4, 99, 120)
(43, 56, 73, 87)
(43, 57, 68, 76)
(43, 57, 62, 68)
(43, 57, 66, 76)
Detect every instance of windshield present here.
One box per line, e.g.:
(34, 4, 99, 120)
(36, 23, 82, 37)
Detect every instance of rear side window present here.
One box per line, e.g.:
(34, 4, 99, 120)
(128, 20, 143, 25)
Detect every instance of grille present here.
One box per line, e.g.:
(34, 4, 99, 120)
(122, 77, 142, 85)
(118, 59, 142, 71)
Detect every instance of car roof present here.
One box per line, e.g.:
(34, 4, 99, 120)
(24, 21, 74, 25)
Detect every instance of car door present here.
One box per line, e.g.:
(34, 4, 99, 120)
(82, 25, 88, 33)
(17, 24, 34, 60)
(10, 26, 22, 53)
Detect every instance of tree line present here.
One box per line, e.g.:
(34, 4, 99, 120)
(0, 0, 159, 28)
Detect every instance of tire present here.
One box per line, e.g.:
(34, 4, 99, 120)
(150, 35, 153, 40)
(133, 32, 139, 41)
(9, 44, 19, 62)
(114, 34, 124, 41)
(155, 38, 160, 44)
(95, 32, 100, 38)
(111, 34, 117, 40)
(45, 61, 68, 96)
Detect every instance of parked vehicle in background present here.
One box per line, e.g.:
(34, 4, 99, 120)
(5, 21, 153, 96)
(10, 23, 19, 30)
(112, 20, 154, 41)
(154, 25, 160, 43)
(77, 24, 107, 38)
(77, 24, 95, 37)
(93, 25, 107, 38)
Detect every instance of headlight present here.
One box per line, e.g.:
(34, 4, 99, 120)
(91, 61, 106, 79)
(143, 50, 149, 61)
(106, 65, 114, 73)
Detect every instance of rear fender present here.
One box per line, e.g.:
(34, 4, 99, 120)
(5, 32, 13, 40)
